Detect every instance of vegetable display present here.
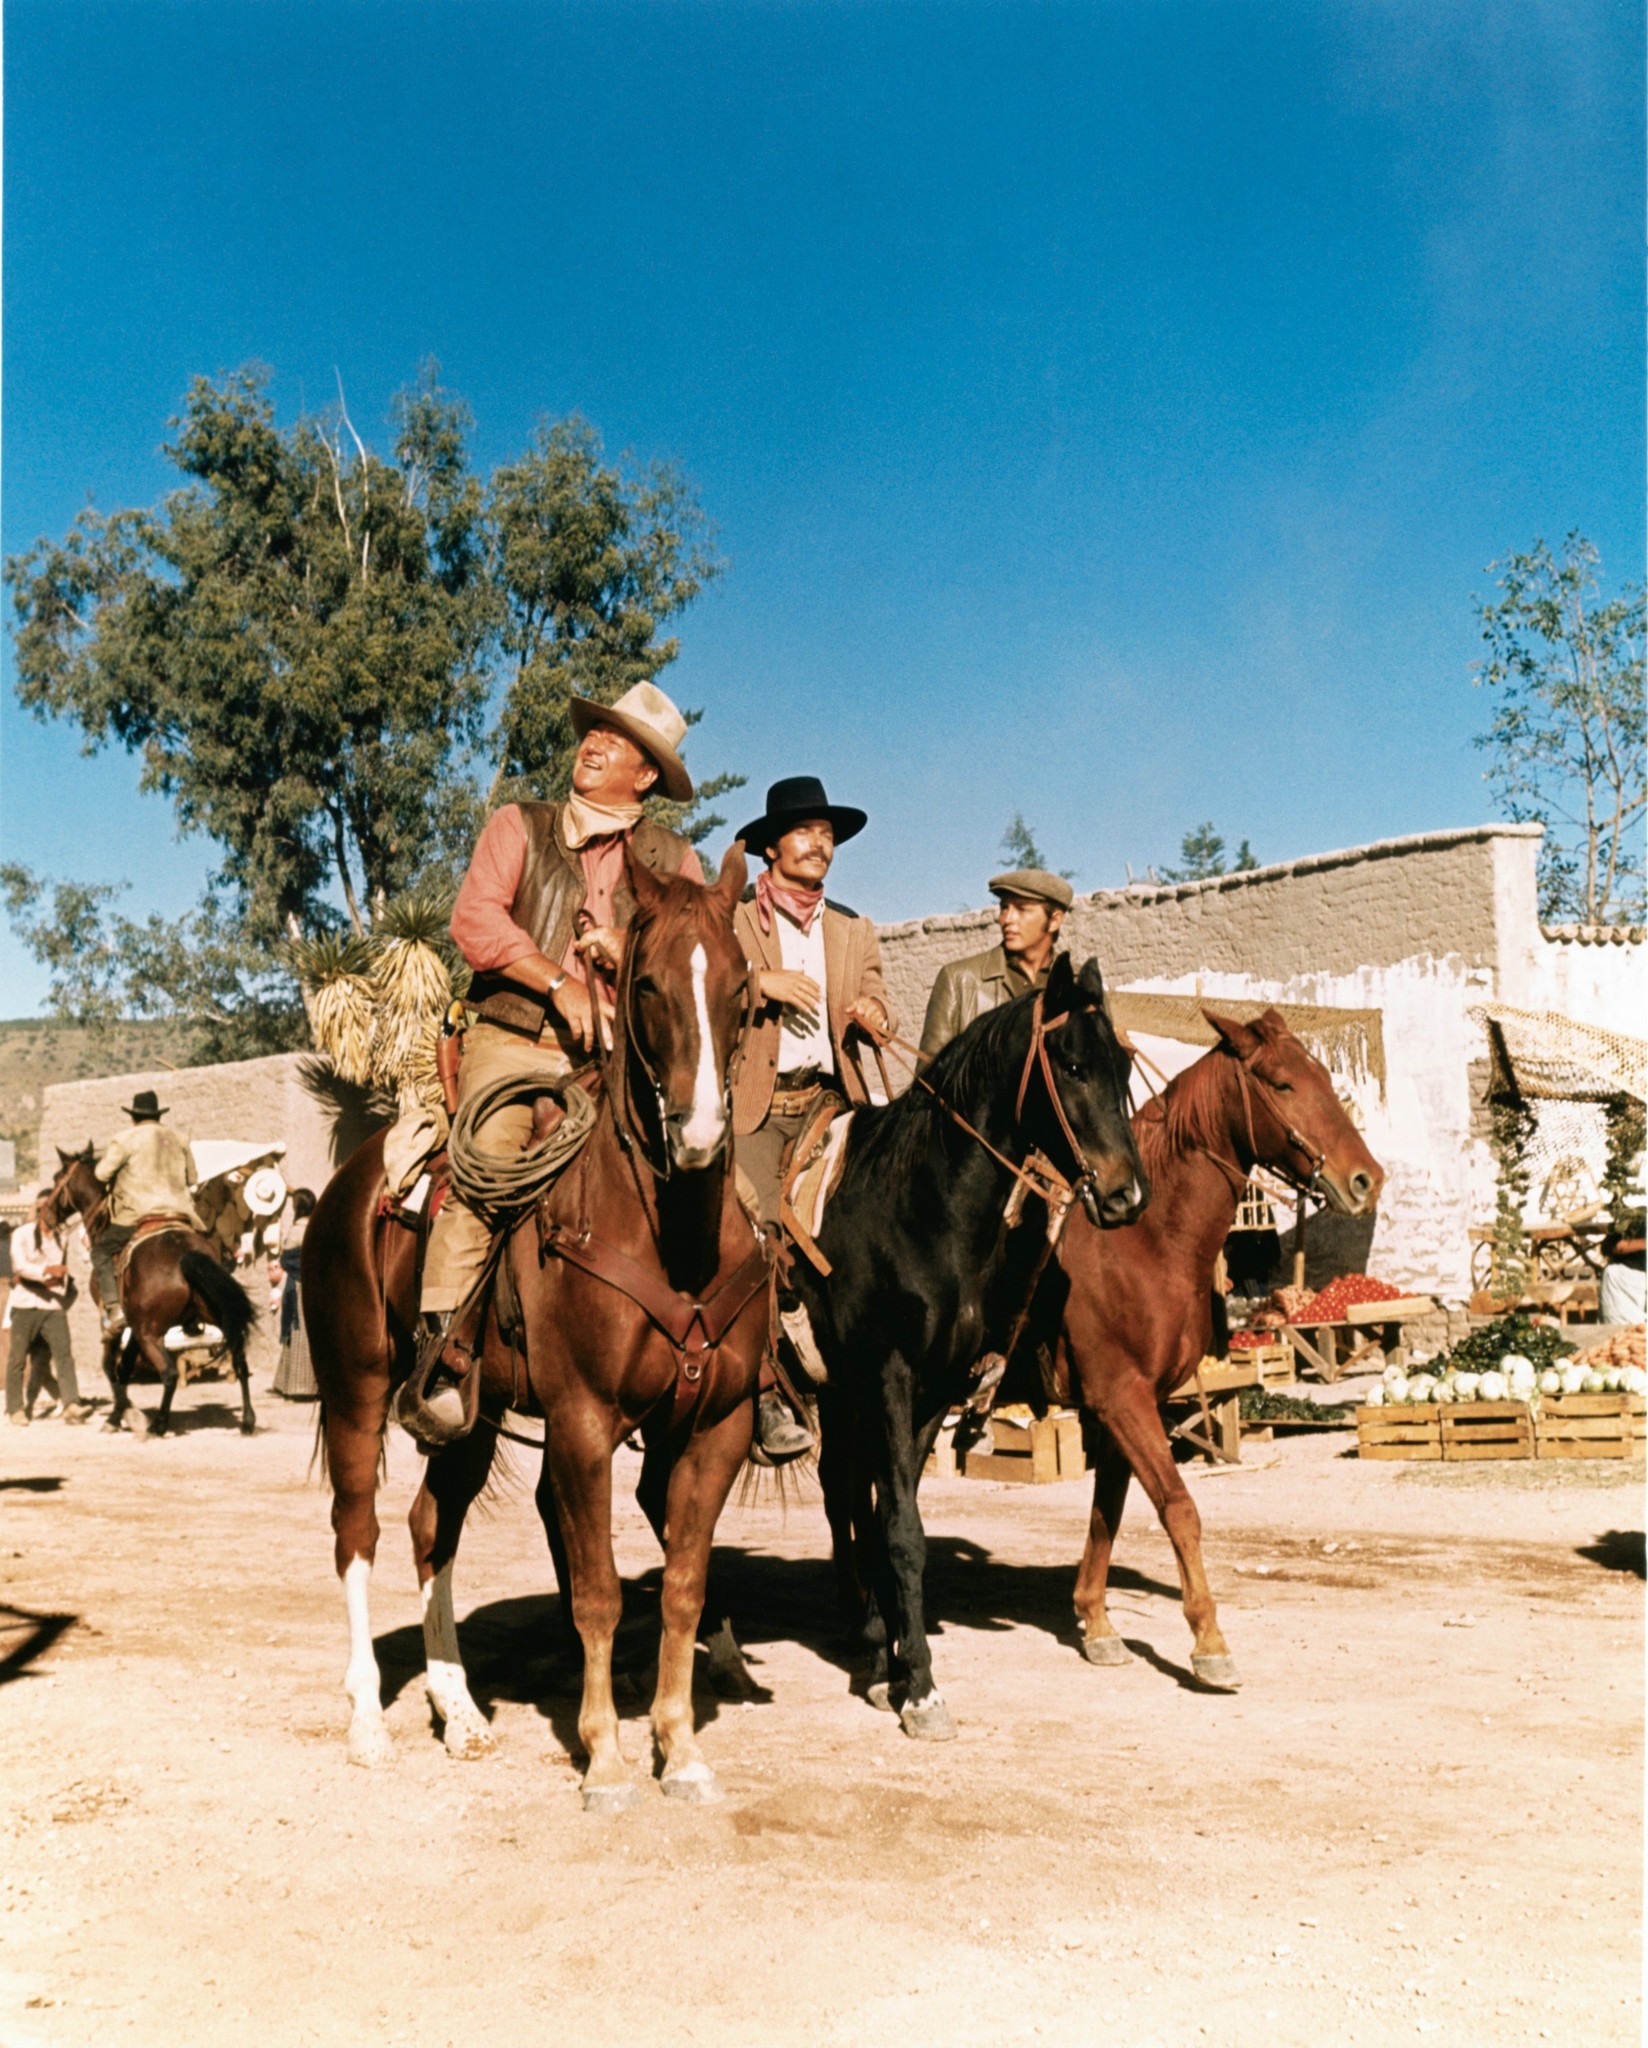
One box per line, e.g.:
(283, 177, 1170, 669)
(1363, 1315, 1646, 1406)
(1292, 1274, 1404, 1321)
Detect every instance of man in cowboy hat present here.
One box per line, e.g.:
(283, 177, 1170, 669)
(92, 1089, 202, 1332)
(403, 680, 705, 1444)
(918, 867, 1074, 1059)
(732, 775, 894, 1460)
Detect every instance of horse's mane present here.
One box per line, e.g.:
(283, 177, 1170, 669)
(852, 997, 1028, 1180)
(1133, 1048, 1237, 1174)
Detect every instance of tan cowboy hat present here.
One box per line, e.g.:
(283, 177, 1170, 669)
(568, 682, 694, 803)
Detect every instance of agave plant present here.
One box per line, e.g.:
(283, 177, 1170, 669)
(287, 882, 470, 1106)
(286, 931, 379, 1086)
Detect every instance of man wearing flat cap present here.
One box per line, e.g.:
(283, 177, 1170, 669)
(918, 867, 1073, 1060)
(732, 775, 894, 1459)
(405, 682, 704, 1441)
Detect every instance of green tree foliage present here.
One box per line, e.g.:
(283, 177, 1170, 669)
(1162, 822, 1258, 882)
(1474, 533, 1645, 924)
(999, 811, 1075, 879)
(5, 366, 737, 1052)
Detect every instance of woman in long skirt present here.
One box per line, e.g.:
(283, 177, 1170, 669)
(273, 1188, 318, 1399)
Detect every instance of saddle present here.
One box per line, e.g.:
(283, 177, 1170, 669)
(114, 1212, 201, 1283)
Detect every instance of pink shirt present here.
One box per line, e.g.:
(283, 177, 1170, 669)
(449, 804, 705, 986)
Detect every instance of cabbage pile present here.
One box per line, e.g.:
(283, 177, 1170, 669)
(1367, 1356, 1648, 1405)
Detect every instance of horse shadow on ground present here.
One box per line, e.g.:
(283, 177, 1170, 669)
(370, 1538, 1189, 1750)
(1577, 1529, 1646, 1579)
(0, 1604, 77, 1686)
(0, 1476, 64, 1494)
(122, 1400, 251, 1437)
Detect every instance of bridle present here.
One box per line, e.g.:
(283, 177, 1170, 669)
(864, 988, 1110, 1217)
(46, 1158, 109, 1239)
(1196, 1048, 1330, 1203)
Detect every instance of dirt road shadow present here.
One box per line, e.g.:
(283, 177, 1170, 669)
(0, 1603, 77, 1685)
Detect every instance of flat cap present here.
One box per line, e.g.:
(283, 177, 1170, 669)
(989, 868, 1074, 910)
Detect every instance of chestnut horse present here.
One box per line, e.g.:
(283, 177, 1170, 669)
(42, 1148, 258, 1436)
(1053, 1007, 1384, 1686)
(305, 844, 768, 1809)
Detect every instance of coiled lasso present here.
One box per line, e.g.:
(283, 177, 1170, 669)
(445, 1070, 599, 1230)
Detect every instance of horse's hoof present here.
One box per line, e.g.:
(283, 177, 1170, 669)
(1192, 1653, 1242, 1692)
(240, 1420, 257, 1436)
(661, 1762, 723, 1805)
(581, 1780, 639, 1816)
(1080, 1632, 1133, 1667)
(865, 1680, 894, 1713)
(442, 1716, 495, 1762)
(348, 1717, 393, 1769)
(899, 1691, 958, 1742)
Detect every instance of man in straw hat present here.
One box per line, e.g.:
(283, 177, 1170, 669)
(918, 867, 1073, 1059)
(404, 681, 705, 1443)
(732, 775, 894, 1461)
(91, 1089, 203, 1334)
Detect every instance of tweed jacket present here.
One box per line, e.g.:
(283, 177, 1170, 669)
(918, 943, 1060, 1060)
(731, 894, 893, 1134)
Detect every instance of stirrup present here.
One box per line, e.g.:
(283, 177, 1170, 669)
(393, 1315, 480, 1450)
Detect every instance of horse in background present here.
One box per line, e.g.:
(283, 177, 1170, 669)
(1054, 1007, 1384, 1687)
(305, 844, 769, 1810)
(43, 1147, 258, 1436)
(806, 955, 1148, 1740)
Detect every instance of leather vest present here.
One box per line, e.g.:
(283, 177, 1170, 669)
(469, 802, 694, 1037)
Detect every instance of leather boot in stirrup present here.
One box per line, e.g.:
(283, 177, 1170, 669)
(394, 1313, 479, 1450)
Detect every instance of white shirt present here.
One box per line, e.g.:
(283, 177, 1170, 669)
(776, 907, 835, 1077)
(5, 1221, 68, 1324)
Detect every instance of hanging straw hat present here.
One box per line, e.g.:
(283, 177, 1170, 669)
(568, 682, 694, 802)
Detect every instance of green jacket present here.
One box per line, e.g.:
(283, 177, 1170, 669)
(918, 943, 1056, 1060)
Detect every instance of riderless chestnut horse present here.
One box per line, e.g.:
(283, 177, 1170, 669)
(305, 844, 768, 1809)
(42, 1148, 258, 1436)
(1052, 1007, 1384, 1687)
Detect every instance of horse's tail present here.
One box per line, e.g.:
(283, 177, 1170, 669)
(179, 1250, 257, 1354)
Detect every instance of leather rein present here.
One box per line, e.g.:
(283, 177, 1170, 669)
(539, 928, 769, 1434)
(860, 989, 1094, 1217)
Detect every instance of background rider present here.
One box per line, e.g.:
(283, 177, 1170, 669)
(92, 1090, 203, 1334)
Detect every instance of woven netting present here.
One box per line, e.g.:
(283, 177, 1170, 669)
(1470, 1004, 1647, 1106)
(1109, 991, 1386, 1091)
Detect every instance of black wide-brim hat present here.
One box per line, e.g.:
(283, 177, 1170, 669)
(736, 776, 867, 853)
(125, 1089, 167, 1120)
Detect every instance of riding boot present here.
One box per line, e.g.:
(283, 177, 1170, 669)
(392, 1310, 480, 1451)
(752, 1388, 813, 1464)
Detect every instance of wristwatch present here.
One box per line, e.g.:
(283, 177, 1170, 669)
(545, 968, 567, 996)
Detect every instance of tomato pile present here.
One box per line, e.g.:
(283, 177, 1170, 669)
(1292, 1273, 1403, 1322)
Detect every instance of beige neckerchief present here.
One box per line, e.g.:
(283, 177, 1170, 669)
(562, 794, 645, 849)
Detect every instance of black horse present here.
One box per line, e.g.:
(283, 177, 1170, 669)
(802, 953, 1148, 1739)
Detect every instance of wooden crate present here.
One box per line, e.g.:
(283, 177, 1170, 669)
(959, 1409, 1087, 1484)
(1356, 1404, 1441, 1461)
(1228, 1343, 1293, 1392)
(1535, 1393, 1647, 1462)
(1440, 1400, 1535, 1462)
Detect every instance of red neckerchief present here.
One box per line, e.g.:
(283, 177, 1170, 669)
(755, 870, 824, 935)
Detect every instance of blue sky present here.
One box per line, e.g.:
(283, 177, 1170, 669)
(2, 0, 1641, 1013)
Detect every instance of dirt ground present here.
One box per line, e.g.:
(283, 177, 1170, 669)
(1, 1369, 1641, 2048)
